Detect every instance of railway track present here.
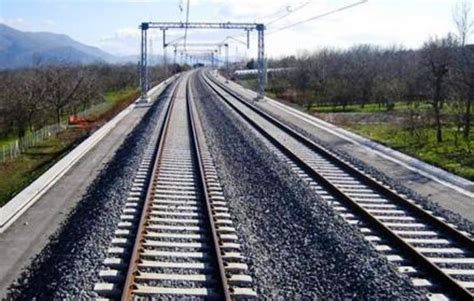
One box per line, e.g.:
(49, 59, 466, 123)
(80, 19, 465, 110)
(200, 70, 474, 300)
(94, 72, 256, 300)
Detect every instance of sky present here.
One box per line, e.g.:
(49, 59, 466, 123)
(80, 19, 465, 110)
(0, 0, 472, 59)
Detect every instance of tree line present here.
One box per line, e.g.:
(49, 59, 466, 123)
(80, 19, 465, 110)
(0, 63, 178, 142)
(264, 2, 473, 144)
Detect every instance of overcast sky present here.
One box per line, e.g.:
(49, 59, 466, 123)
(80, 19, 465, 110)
(1, 0, 472, 59)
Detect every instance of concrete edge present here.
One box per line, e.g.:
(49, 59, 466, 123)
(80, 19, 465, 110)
(0, 77, 176, 233)
(215, 73, 474, 196)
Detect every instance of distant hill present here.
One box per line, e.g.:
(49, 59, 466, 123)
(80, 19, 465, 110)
(116, 54, 165, 65)
(0, 24, 120, 69)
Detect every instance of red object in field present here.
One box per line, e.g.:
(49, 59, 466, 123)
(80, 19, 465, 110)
(68, 115, 90, 129)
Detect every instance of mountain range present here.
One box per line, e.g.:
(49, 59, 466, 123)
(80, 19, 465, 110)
(0, 24, 158, 69)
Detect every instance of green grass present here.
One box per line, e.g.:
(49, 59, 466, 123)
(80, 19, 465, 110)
(345, 123, 474, 180)
(0, 86, 139, 207)
(81, 87, 139, 119)
(0, 132, 19, 148)
(308, 102, 432, 113)
(237, 77, 474, 181)
(237, 78, 435, 114)
(0, 87, 138, 146)
(104, 87, 138, 105)
(0, 128, 86, 207)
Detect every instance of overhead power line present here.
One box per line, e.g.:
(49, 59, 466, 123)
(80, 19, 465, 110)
(268, 0, 368, 35)
(166, 35, 185, 46)
(222, 1, 310, 42)
(266, 1, 312, 26)
(220, 35, 247, 46)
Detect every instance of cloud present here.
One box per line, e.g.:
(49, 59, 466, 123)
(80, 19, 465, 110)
(208, 0, 332, 22)
(98, 26, 166, 56)
(96, 0, 459, 57)
(235, 0, 457, 56)
(2, 17, 27, 29)
(97, 27, 139, 55)
(2, 17, 60, 32)
(96, 25, 232, 56)
(42, 19, 57, 27)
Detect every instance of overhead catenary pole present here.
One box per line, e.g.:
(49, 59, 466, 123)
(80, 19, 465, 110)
(225, 43, 229, 83)
(246, 29, 250, 49)
(173, 44, 177, 65)
(162, 29, 168, 77)
(225, 43, 229, 69)
(257, 24, 265, 99)
(139, 22, 149, 103)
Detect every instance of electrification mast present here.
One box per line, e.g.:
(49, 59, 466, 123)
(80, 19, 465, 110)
(138, 21, 265, 102)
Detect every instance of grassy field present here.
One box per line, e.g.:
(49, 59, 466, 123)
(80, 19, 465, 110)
(105, 87, 138, 104)
(236, 77, 474, 181)
(345, 123, 474, 180)
(0, 133, 19, 148)
(308, 102, 432, 113)
(0, 87, 139, 207)
(0, 128, 86, 207)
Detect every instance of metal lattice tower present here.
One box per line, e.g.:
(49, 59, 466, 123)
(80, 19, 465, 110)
(138, 21, 265, 102)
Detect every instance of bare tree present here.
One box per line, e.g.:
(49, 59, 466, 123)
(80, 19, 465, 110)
(453, 0, 473, 46)
(44, 66, 85, 124)
(22, 69, 47, 132)
(421, 35, 457, 143)
(72, 71, 101, 114)
(0, 71, 46, 149)
(453, 0, 474, 139)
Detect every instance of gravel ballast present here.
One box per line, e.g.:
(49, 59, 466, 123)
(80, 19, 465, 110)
(253, 99, 474, 236)
(5, 86, 173, 300)
(192, 76, 426, 299)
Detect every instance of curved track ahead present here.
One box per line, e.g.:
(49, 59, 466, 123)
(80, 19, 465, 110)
(200, 70, 474, 300)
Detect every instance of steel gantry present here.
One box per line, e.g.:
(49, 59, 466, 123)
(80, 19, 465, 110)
(138, 21, 265, 102)
(171, 42, 229, 67)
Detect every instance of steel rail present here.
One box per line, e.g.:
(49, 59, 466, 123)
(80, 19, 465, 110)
(186, 75, 232, 300)
(121, 73, 231, 300)
(121, 78, 182, 300)
(200, 71, 474, 299)
(205, 72, 474, 249)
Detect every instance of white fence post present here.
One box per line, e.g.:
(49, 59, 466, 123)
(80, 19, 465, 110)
(1, 119, 72, 162)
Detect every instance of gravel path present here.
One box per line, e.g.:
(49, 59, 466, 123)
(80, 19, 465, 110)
(254, 101, 474, 236)
(5, 86, 173, 300)
(192, 77, 426, 299)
